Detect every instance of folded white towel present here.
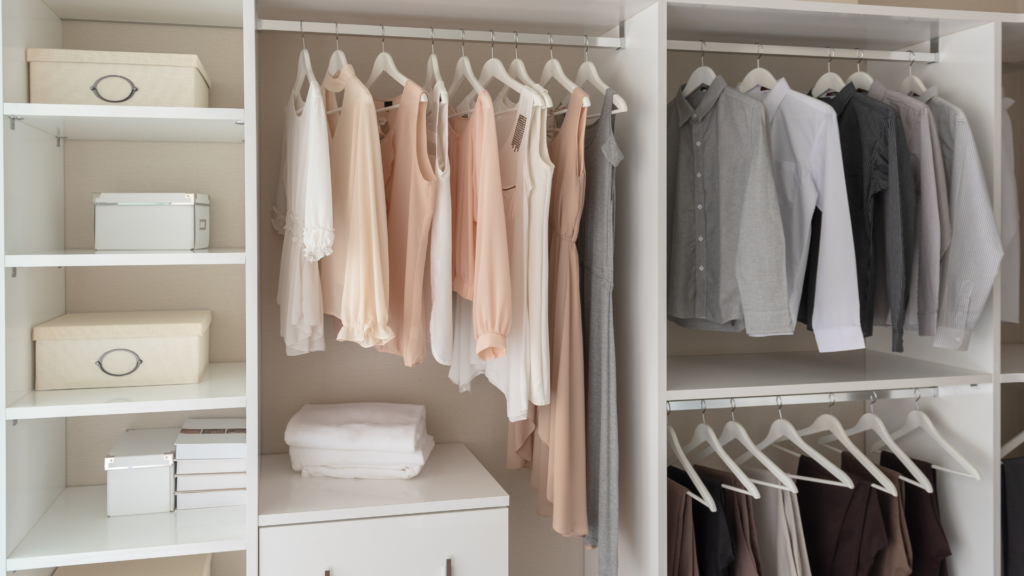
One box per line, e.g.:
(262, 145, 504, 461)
(301, 464, 425, 480)
(289, 434, 435, 471)
(284, 403, 426, 453)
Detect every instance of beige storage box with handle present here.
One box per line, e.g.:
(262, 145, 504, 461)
(32, 310, 211, 391)
(26, 48, 210, 107)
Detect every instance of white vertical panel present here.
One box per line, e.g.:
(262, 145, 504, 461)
(242, 0, 258, 574)
(589, 3, 664, 576)
(5, 417, 63, 557)
(865, 24, 1000, 376)
(1, 0, 59, 104)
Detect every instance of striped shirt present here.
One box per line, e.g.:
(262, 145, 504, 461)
(917, 88, 1003, 350)
(802, 83, 916, 352)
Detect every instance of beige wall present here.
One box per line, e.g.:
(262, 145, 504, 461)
(257, 30, 588, 576)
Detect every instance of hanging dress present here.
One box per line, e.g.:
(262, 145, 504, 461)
(510, 87, 590, 538)
(374, 80, 438, 367)
(319, 64, 393, 348)
(426, 80, 454, 364)
(273, 58, 333, 356)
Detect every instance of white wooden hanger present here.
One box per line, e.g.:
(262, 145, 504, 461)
(324, 25, 352, 116)
(811, 47, 846, 99)
(508, 32, 553, 108)
(424, 28, 449, 105)
(682, 40, 717, 98)
(291, 22, 317, 110)
(817, 393, 933, 493)
(575, 36, 628, 114)
(679, 402, 761, 499)
(691, 400, 798, 493)
(798, 404, 898, 496)
(846, 48, 874, 92)
(1003, 428, 1024, 458)
(900, 51, 928, 97)
(869, 390, 982, 480)
(735, 397, 855, 490)
(737, 44, 778, 94)
(459, 31, 542, 112)
(668, 424, 718, 512)
(450, 29, 487, 116)
(366, 25, 428, 112)
(540, 33, 591, 108)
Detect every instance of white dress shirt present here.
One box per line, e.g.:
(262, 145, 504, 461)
(745, 79, 864, 352)
(1003, 97, 1021, 324)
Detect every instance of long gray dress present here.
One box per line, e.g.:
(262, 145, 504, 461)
(578, 88, 623, 576)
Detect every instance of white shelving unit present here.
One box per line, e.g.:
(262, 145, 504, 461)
(1, 0, 259, 573)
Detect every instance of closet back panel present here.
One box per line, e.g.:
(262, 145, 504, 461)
(1002, 63, 1024, 344)
(257, 30, 588, 576)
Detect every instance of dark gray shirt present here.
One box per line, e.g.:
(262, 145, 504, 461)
(801, 83, 916, 352)
(667, 76, 791, 335)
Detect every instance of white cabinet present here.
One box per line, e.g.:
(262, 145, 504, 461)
(260, 507, 508, 576)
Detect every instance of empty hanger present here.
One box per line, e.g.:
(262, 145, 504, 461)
(811, 47, 846, 99)
(1004, 428, 1024, 458)
(574, 36, 628, 115)
(797, 401, 898, 496)
(735, 396, 855, 490)
(424, 28, 449, 105)
(691, 399, 798, 493)
(290, 21, 317, 113)
(366, 25, 428, 112)
(668, 424, 718, 512)
(540, 33, 591, 109)
(817, 393, 933, 493)
(679, 401, 761, 499)
(737, 44, 778, 94)
(450, 29, 486, 116)
(682, 41, 717, 98)
(846, 48, 874, 92)
(459, 31, 542, 113)
(900, 51, 928, 97)
(869, 389, 982, 481)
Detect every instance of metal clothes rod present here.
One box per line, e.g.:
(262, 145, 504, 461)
(667, 40, 937, 64)
(667, 386, 940, 413)
(257, 20, 624, 50)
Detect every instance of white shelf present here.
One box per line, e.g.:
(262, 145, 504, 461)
(40, 0, 242, 28)
(6, 485, 246, 571)
(667, 350, 991, 401)
(6, 362, 246, 420)
(1003, 344, 1024, 384)
(5, 249, 245, 268)
(259, 444, 509, 527)
(4, 104, 245, 143)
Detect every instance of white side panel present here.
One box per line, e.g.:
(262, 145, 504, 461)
(872, 386, 996, 576)
(865, 23, 1000, 376)
(1, 0, 59, 104)
(4, 115, 63, 255)
(242, 0, 258, 575)
(5, 417, 64, 556)
(589, 4, 664, 576)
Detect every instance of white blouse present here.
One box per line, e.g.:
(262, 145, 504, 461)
(525, 101, 555, 406)
(273, 68, 334, 356)
(427, 80, 454, 364)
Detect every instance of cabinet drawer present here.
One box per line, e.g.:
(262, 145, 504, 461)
(259, 507, 508, 576)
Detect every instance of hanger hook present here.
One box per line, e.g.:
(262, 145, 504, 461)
(828, 392, 835, 415)
(700, 40, 707, 67)
(584, 35, 589, 62)
(870, 391, 878, 414)
(549, 33, 554, 60)
(335, 23, 340, 51)
(907, 50, 916, 75)
(776, 395, 783, 419)
(914, 388, 922, 411)
(700, 400, 707, 424)
(827, 46, 834, 73)
(490, 30, 495, 59)
(514, 31, 519, 59)
(461, 29, 466, 57)
(730, 398, 737, 421)
(856, 47, 864, 72)
(430, 27, 435, 55)
(381, 24, 385, 52)
(299, 20, 305, 50)
(756, 43, 763, 69)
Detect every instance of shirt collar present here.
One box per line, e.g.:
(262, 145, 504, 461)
(867, 78, 888, 102)
(917, 85, 939, 103)
(825, 82, 858, 116)
(759, 78, 790, 123)
(675, 75, 727, 126)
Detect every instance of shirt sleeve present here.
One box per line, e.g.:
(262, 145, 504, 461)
(810, 113, 865, 352)
(300, 94, 335, 263)
(736, 105, 792, 336)
(472, 93, 512, 360)
(876, 119, 916, 353)
(908, 109, 944, 335)
(933, 117, 1003, 350)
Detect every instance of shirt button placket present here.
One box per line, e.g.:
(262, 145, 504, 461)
(694, 122, 707, 318)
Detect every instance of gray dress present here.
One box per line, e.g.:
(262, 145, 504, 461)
(578, 88, 623, 576)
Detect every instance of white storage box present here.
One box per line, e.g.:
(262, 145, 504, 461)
(32, 310, 212, 391)
(54, 554, 212, 576)
(26, 48, 210, 107)
(93, 193, 210, 250)
(105, 428, 178, 517)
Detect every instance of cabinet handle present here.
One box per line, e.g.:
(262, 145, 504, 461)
(446, 558, 452, 576)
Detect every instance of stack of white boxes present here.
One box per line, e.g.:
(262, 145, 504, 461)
(174, 418, 247, 510)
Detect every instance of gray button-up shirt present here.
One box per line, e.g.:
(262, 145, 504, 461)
(667, 76, 791, 335)
(917, 87, 1003, 350)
